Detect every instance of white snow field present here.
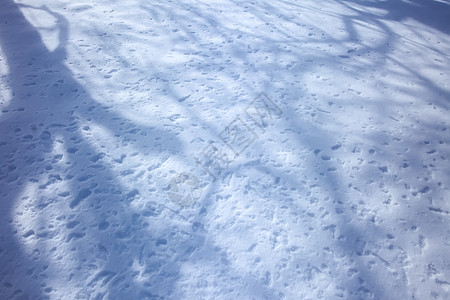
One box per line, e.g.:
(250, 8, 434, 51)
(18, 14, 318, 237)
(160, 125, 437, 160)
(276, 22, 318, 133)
(1, 0, 449, 299)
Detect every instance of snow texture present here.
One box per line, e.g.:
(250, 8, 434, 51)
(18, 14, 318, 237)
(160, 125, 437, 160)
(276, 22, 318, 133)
(0, 0, 449, 299)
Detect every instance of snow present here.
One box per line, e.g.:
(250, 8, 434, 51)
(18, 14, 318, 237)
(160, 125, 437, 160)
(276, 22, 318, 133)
(0, 0, 449, 298)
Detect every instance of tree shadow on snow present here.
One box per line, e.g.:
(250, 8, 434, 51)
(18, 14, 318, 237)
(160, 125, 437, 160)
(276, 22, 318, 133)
(0, 1, 191, 299)
(1, 0, 448, 299)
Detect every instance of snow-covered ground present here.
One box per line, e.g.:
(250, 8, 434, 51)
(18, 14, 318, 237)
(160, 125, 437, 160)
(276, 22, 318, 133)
(1, 0, 449, 299)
